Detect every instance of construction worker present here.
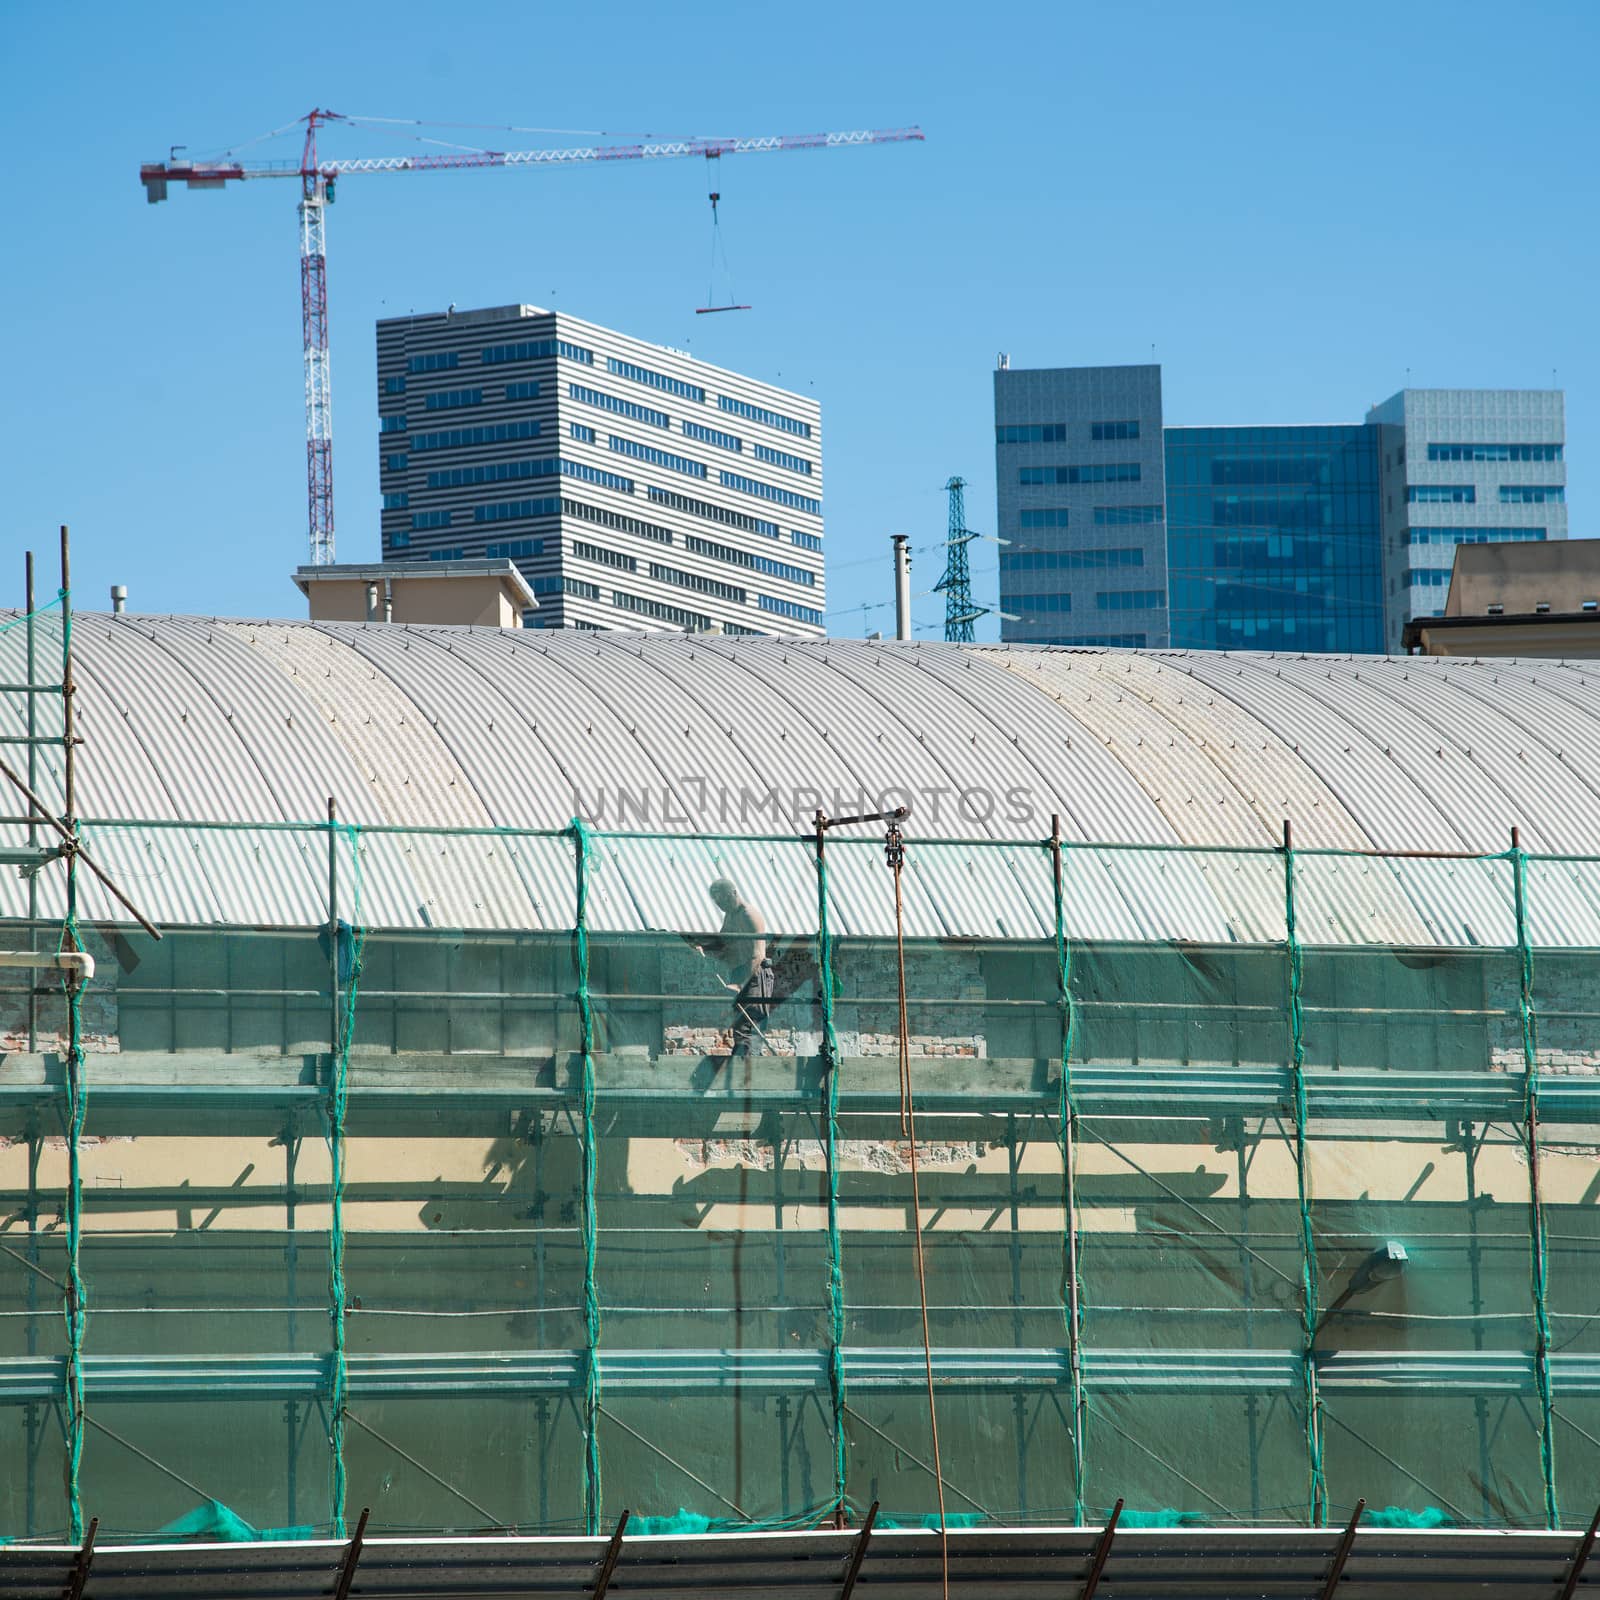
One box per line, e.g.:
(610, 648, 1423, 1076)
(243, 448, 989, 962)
(695, 877, 773, 1055)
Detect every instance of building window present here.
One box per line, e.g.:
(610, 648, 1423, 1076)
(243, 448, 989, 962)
(1020, 463, 1140, 485)
(563, 497, 674, 545)
(430, 459, 555, 490)
(1096, 589, 1164, 611)
(754, 443, 812, 476)
(1499, 485, 1565, 504)
(505, 381, 541, 402)
(533, 575, 601, 600)
(1402, 527, 1547, 546)
(996, 423, 1067, 444)
(389, 532, 411, 549)
(1018, 509, 1070, 529)
(1090, 421, 1140, 441)
(482, 339, 593, 365)
(610, 434, 707, 478)
(411, 510, 453, 531)
(1001, 547, 1142, 572)
(572, 539, 636, 572)
(382, 492, 409, 510)
(1403, 568, 1454, 587)
(613, 590, 711, 629)
(607, 357, 704, 402)
(718, 395, 811, 438)
(570, 383, 669, 429)
(1407, 485, 1476, 503)
(684, 420, 744, 453)
(571, 422, 595, 444)
(407, 351, 459, 374)
(1058, 632, 1147, 647)
(685, 534, 815, 586)
(758, 594, 824, 627)
(563, 460, 634, 494)
(791, 529, 823, 551)
(384, 453, 409, 473)
(413, 419, 541, 452)
(485, 538, 545, 559)
(1013, 592, 1073, 613)
(720, 470, 821, 515)
(1427, 443, 1562, 462)
(1094, 505, 1162, 524)
(424, 388, 485, 410)
(649, 562, 746, 604)
(648, 486, 779, 539)
(426, 547, 465, 560)
(383, 375, 406, 395)
(474, 497, 561, 524)
(379, 415, 408, 434)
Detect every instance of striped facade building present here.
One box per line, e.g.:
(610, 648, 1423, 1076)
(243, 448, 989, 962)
(376, 306, 824, 634)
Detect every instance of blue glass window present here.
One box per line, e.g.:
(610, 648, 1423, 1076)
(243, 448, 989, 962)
(533, 575, 600, 600)
(412, 511, 453, 531)
(1001, 547, 1142, 572)
(1499, 485, 1565, 504)
(1090, 421, 1140, 440)
(996, 423, 1067, 444)
(612, 590, 711, 629)
(429, 459, 553, 490)
(474, 497, 561, 524)
(424, 389, 484, 410)
(1408, 485, 1476, 503)
(685, 534, 815, 586)
(570, 383, 669, 429)
(384, 453, 409, 473)
(1403, 568, 1454, 588)
(382, 492, 409, 510)
(413, 420, 541, 452)
(759, 594, 823, 627)
(1427, 443, 1562, 462)
(571, 423, 595, 443)
(754, 443, 812, 476)
(485, 538, 544, 559)
(1402, 527, 1547, 545)
(791, 529, 823, 551)
(1013, 592, 1072, 612)
(1096, 589, 1165, 611)
(389, 532, 411, 549)
(684, 421, 744, 453)
(1093, 505, 1162, 524)
(608, 358, 704, 402)
(718, 395, 811, 438)
(610, 435, 706, 479)
(649, 562, 745, 604)
(482, 339, 592, 365)
(383, 375, 406, 395)
(505, 381, 541, 402)
(1020, 463, 1140, 485)
(379, 414, 408, 434)
(564, 497, 673, 545)
(426, 547, 465, 560)
(1018, 509, 1069, 529)
(407, 351, 459, 374)
(650, 486, 778, 539)
(572, 539, 636, 572)
(720, 470, 821, 515)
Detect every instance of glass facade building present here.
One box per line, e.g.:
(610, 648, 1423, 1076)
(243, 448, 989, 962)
(1165, 425, 1385, 653)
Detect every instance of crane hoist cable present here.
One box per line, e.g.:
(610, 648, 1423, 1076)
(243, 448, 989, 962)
(697, 153, 751, 315)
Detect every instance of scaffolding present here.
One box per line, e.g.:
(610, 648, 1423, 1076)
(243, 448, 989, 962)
(1, 554, 1599, 1546)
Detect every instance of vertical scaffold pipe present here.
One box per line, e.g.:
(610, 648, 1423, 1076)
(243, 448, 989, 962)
(1511, 828, 1559, 1528)
(1282, 820, 1327, 1526)
(1049, 817, 1087, 1524)
(814, 812, 849, 1523)
(569, 818, 603, 1535)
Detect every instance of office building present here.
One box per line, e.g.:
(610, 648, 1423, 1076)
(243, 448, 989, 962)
(995, 366, 1566, 654)
(1368, 389, 1568, 652)
(995, 364, 1170, 646)
(377, 306, 825, 634)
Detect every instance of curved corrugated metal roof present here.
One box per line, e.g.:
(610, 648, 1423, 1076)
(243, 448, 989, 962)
(6, 618, 1598, 944)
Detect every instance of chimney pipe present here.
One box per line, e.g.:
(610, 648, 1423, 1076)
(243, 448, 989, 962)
(110, 584, 128, 616)
(383, 576, 394, 623)
(365, 581, 379, 623)
(892, 535, 911, 641)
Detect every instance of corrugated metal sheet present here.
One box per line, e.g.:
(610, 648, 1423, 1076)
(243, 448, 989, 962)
(14, 620, 1600, 947)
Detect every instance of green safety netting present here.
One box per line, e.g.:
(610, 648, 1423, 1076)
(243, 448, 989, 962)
(1, 808, 1598, 1543)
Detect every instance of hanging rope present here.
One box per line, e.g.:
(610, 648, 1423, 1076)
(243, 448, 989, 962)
(1510, 833, 1559, 1528)
(812, 818, 849, 1522)
(1282, 822, 1327, 1527)
(1049, 821, 1087, 1524)
(570, 817, 603, 1536)
(888, 819, 949, 1600)
(327, 819, 365, 1538)
(60, 832, 87, 1545)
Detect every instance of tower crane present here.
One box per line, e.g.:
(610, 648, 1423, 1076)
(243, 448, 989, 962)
(140, 110, 923, 567)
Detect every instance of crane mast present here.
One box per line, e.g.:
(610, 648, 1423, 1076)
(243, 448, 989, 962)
(141, 111, 922, 568)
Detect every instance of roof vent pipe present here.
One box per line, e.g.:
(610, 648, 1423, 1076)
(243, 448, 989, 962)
(383, 577, 393, 623)
(892, 534, 911, 641)
(365, 581, 379, 623)
(110, 585, 127, 616)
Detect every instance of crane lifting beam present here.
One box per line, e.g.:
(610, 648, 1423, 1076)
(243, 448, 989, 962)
(139, 111, 924, 568)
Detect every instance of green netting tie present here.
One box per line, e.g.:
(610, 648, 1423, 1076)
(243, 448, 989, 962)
(569, 818, 603, 1537)
(1511, 842, 1559, 1529)
(327, 821, 366, 1540)
(813, 827, 848, 1521)
(1282, 838, 1327, 1528)
(1047, 833, 1087, 1525)
(59, 894, 88, 1546)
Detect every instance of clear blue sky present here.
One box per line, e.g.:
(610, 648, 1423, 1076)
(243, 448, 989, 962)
(7, 1, 1594, 640)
